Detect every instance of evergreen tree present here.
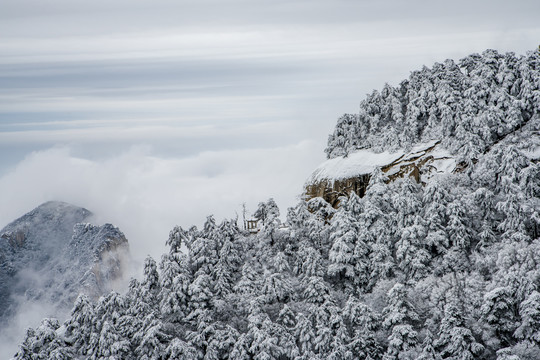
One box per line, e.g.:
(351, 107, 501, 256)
(64, 294, 95, 355)
(303, 276, 332, 305)
(247, 303, 285, 360)
(382, 283, 419, 359)
(234, 262, 261, 296)
(295, 312, 315, 356)
(14, 319, 67, 360)
(327, 313, 353, 360)
(141, 256, 161, 310)
(160, 252, 191, 323)
(344, 295, 382, 358)
(213, 237, 241, 297)
(278, 304, 296, 329)
(294, 245, 325, 278)
(134, 316, 170, 360)
(254, 198, 281, 247)
(417, 330, 442, 360)
(188, 273, 214, 313)
(435, 301, 484, 360)
(92, 319, 130, 359)
(164, 338, 198, 360)
(396, 221, 430, 281)
(514, 290, 540, 345)
(481, 286, 519, 348)
(230, 333, 252, 360)
(167, 225, 188, 254)
(327, 195, 363, 284)
(261, 270, 293, 304)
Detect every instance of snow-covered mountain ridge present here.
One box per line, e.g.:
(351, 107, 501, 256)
(0, 201, 129, 337)
(306, 49, 540, 207)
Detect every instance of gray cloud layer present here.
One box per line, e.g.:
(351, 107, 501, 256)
(2, 1, 538, 160)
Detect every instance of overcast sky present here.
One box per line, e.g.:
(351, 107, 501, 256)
(1, 0, 539, 262)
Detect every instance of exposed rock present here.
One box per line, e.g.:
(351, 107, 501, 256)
(68, 223, 129, 300)
(0, 201, 129, 324)
(305, 174, 371, 208)
(304, 141, 456, 206)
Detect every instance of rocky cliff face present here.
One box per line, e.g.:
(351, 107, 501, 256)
(0, 201, 129, 324)
(305, 141, 456, 206)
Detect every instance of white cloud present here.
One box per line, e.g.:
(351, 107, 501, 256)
(0, 141, 324, 265)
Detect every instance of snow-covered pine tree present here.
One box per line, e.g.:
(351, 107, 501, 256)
(382, 283, 419, 359)
(435, 299, 484, 360)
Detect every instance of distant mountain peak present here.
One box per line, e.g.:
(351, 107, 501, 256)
(0, 201, 129, 326)
(18, 200, 92, 219)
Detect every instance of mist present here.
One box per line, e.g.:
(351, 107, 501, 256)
(0, 140, 324, 263)
(0, 296, 62, 357)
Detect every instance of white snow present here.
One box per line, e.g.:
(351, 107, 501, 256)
(307, 140, 447, 184)
(428, 147, 456, 175)
(408, 140, 440, 154)
(431, 157, 456, 174)
(524, 146, 540, 160)
(56, 324, 67, 339)
(307, 149, 403, 183)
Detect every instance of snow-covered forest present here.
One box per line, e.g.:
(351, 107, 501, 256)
(14, 49, 540, 359)
(326, 49, 539, 160)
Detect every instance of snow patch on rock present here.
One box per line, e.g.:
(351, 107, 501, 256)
(306, 140, 452, 185)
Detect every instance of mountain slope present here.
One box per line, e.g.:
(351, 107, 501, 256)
(307, 49, 539, 207)
(325, 49, 538, 159)
(12, 49, 540, 360)
(0, 201, 129, 336)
